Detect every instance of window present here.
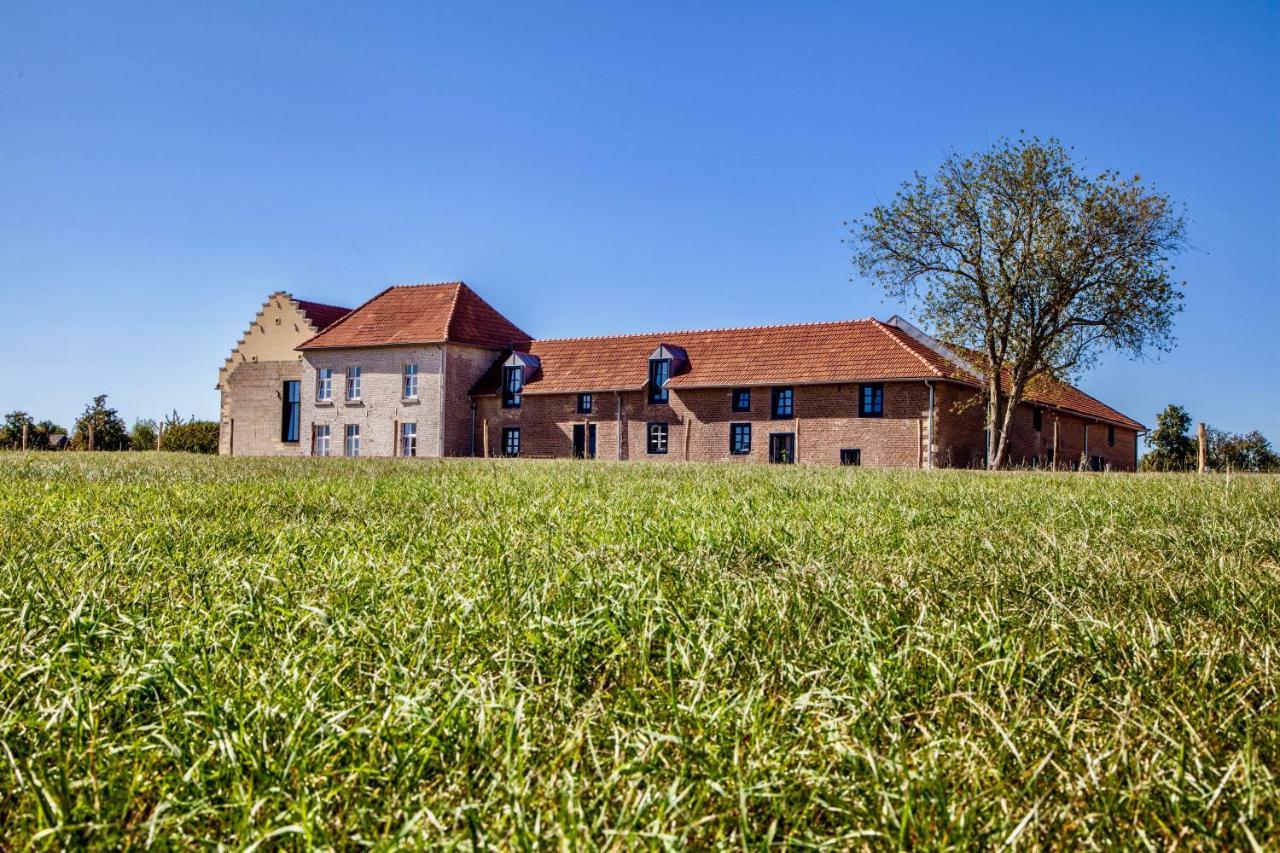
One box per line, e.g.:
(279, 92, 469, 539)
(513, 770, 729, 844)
(1033, 407, 1043, 432)
(730, 423, 752, 455)
(647, 422, 669, 454)
(577, 393, 593, 414)
(731, 388, 751, 412)
(1108, 425, 1116, 447)
(648, 359, 670, 403)
(771, 387, 793, 419)
(316, 368, 333, 401)
(840, 448, 861, 466)
(502, 427, 521, 457)
(344, 424, 360, 457)
(314, 424, 330, 456)
(281, 380, 300, 442)
(403, 363, 419, 399)
(859, 383, 884, 417)
(400, 422, 417, 457)
(346, 366, 362, 401)
(502, 366, 522, 408)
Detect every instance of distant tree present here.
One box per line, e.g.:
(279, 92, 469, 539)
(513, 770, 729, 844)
(1, 411, 34, 450)
(159, 419, 219, 454)
(1141, 404, 1195, 471)
(30, 420, 65, 450)
(70, 395, 131, 451)
(130, 418, 159, 451)
(850, 135, 1187, 469)
(1205, 428, 1279, 472)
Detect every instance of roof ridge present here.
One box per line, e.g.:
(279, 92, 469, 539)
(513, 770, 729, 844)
(528, 317, 880, 345)
(384, 280, 466, 290)
(867, 318, 945, 378)
(296, 285, 394, 348)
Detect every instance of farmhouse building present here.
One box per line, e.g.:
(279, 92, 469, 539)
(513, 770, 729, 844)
(219, 282, 1145, 469)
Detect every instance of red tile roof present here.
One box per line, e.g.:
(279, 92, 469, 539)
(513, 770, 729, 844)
(471, 318, 969, 397)
(470, 316, 1145, 430)
(294, 299, 350, 331)
(298, 282, 531, 350)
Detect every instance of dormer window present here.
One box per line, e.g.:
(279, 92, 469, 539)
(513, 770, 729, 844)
(648, 358, 670, 404)
(502, 365, 522, 408)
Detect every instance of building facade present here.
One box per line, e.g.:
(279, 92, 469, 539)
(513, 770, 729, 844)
(218, 281, 1146, 469)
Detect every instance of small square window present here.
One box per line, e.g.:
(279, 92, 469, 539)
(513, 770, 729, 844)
(840, 448, 861, 466)
(577, 393, 593, 414)
(647, 422, 669, 454)
(771, 387, 793, 419)
(729, 423, 752, 455)
(731, 388, 751, 412)
(858, 384, 884, 417)
(502, 427, 521, 457)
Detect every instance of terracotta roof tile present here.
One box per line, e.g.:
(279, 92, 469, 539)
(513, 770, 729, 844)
(299, 282, 530, 350)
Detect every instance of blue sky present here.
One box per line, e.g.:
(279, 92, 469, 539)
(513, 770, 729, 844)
(2, 2, 1277, 437)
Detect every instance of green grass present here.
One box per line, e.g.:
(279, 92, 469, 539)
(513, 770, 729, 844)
(0, 454, 1276, 849)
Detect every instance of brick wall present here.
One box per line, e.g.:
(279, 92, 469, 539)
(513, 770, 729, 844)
(1003, 404, 1138, 471)
(219, 361, 304, 456)
(300, 344, 500, 458)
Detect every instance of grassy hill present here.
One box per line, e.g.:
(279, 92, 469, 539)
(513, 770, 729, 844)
(0, 454, 1276, 847)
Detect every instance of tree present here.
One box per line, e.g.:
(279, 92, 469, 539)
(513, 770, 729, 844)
(1, 411, 34, 450)
(850, 136, 1187, 469)
(1205, 428, 1279, 472)
(159, 420, 219, 454)
(1141, 404, 1195, 471)
(70, 395, 131, 451)
(130, 418, 159, 451)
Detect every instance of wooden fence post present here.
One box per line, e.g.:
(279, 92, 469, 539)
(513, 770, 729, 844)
(1198, 422, 1207, 474)
(482, 418, 489, 458)
(88, 422, 95, 452)
(21, 423, 28, 451)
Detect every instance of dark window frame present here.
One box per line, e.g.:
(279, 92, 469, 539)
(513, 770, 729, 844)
(1107, 425, 1116, 447)
(731, 388, 751, 412)
(502, 426, 521, 457)
(577, 393, 593, 414)
(771, 386, 794, 420)
(858, 383, 884, 418)
(502, 366, 523, 409)
(646, 422, 669, 454)
(840, 448, 861, 466)
(729, 422, 752, 455)
(281, 380, 301, 443)
(1033, 407, 1043, 432)
(648, 359, 670, 404)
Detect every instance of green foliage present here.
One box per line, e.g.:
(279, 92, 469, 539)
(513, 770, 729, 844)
(1206, 427, 1280, 472)
(69, 394, 130, 451)
(850, 135, 1187, 469)
(3, 411, 68, 451)
(0, 456, 1275, 847)
(129, 418, 159, 451)
(158, 420, 219, 454)
(1142, 403, 1196, 471)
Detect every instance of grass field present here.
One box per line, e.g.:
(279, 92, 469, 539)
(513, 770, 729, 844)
(0, 454, 1276, 848)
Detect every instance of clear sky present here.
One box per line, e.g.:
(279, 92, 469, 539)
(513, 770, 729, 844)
(2, 2, 1277, 437)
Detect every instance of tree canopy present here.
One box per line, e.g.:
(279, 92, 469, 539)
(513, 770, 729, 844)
(71, 395, 131, 451)
(850, 136, 1187, 469)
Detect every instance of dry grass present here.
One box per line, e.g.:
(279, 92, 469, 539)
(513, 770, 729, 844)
(0, 453, 1276, 848)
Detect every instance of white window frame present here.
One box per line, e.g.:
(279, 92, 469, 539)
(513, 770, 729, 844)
(403, 363, 419, 399)
(400, 422, 417, 457)
(346, 366, 362, 401)
(344, 423, 360, 457)
(317, 368, 333, 402)
(314, 424, 330, 456)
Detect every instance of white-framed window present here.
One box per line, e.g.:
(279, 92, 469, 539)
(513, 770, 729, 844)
(400, 422, 417, 457)
(317, 368, 333, 401)
(403, 363, 419, 399)
(344, 424, 360, 457)
(346, 366, 362, 401)
(314, 424, 331, 456)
